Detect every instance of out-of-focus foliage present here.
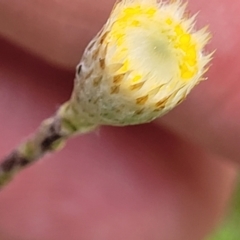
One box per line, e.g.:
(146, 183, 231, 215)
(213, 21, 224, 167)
(207, 181, 240, 240)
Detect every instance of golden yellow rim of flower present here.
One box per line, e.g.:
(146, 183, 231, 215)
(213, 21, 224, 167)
(103, 0, 210, 94)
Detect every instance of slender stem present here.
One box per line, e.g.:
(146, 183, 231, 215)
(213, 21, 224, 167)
(0, 100, 98, 189)
(0, 115, 69, 188)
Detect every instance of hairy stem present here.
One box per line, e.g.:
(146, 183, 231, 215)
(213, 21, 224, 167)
(0, 115, 68, 188)
(0, 101, 96, 189)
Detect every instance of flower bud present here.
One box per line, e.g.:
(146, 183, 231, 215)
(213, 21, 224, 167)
(69, 0, 211, 127)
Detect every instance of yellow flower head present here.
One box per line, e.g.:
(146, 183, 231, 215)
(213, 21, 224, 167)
(72, 0, 212, 126)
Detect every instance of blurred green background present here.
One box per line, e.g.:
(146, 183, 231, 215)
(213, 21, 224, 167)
(207, 181, 240, 240)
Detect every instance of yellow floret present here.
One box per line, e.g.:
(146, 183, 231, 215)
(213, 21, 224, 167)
(107, 1, 202, 83)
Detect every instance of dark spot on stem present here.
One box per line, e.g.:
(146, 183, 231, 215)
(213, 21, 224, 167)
(1, 151, 30, 172)
(41, 133, 62, 151)
(40, 122, 63, 151)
